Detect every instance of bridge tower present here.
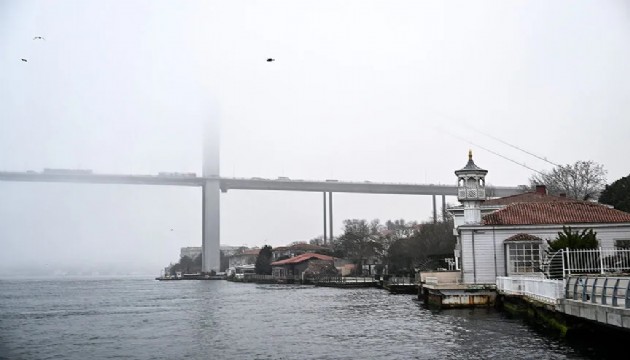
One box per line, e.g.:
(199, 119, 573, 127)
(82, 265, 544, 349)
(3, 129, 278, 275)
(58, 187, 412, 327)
(455, 150, 488, 225)
(202, 118, 221, 273)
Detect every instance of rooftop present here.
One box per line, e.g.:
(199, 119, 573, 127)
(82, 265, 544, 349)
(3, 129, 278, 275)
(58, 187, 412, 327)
(454, 151, 488, 175)
(272, 243, 331, 252)
(230, 249, 260, 256)
(483, 201, 630, 226)
(271, 252, 335, 266)
(484, 185, 571, 206)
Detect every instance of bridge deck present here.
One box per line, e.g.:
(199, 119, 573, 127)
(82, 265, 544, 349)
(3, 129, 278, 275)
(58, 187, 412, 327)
(0, 171, 523, 196)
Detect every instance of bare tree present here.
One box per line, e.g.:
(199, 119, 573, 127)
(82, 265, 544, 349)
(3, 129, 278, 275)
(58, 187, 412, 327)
(529, 160, 606, 200)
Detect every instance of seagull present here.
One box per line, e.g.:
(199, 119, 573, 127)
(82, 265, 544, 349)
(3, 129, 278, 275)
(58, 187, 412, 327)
(21, 58, 27, 62)
(33, 36, 45, 40)
(266, 58, 275, 62)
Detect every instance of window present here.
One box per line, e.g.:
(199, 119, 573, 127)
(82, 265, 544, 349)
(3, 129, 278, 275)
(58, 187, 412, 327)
(614, 239, 630, 249)
(506, 242, 541, 274)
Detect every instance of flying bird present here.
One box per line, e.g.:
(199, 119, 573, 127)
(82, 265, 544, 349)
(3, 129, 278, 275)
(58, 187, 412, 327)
(266, 58, 275, 62)
(33, 36, 45, 40)
(21, 58, 27, 62)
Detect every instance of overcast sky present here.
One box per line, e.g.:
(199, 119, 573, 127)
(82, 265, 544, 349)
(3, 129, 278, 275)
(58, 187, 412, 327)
(1, 0, 629, 275)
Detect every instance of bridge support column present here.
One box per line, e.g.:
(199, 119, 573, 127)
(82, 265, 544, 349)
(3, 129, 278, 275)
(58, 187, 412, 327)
(442, 195, 446, 221)
(323, 192, 327, 245)
(432, 195, 437, 224)
(328, 192, 333, 241)
(202, 179, 221, 273)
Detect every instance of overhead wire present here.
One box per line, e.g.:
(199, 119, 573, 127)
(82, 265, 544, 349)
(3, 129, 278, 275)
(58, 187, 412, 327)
(434, 125, 546, 176)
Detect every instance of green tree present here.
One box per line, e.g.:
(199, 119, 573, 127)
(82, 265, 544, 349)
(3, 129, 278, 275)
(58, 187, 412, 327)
(335, 219, 385, 272)
(599, 174, 630, 213)
(169, 255, 201, 275)
(309, 236, 324, 246)
(255, 245, 273, 275)
(386, 219, 456, 275)
(529, 160, 607, 200)
(547, 226, 599, 251)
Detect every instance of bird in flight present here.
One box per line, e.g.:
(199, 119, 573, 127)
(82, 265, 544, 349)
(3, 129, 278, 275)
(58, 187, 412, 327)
(266, 58, 275, 62)
(33, 36, 45, 40)
(21, 58, 27, 62)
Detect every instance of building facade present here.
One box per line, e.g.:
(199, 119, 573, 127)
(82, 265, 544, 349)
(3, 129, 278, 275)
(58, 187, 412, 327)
(228, 249, 260, 268)
(449, 153, 630, 285)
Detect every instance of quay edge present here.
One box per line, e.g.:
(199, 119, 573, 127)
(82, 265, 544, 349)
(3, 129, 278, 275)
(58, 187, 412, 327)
(419, 282, 497, 309)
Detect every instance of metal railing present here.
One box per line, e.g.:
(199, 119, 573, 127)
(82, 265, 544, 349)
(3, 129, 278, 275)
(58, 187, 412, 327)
(312, 276, 376, 284)
(565, 276, 630, 309)
(496, 276, 565, 305)
(387, 276, 415, 285)
(543, 248, 630, 279)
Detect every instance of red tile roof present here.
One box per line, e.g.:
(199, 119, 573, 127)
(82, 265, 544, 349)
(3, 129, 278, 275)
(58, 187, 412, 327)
(270, 252, 334, 266)
(483, 201, 630, 225)
(484, 192, 572, 206)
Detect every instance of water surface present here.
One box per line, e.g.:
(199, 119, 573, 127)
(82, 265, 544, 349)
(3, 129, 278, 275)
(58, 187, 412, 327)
(0, 277, 612, 359)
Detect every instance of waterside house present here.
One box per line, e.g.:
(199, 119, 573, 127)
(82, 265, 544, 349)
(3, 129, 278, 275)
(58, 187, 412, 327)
(228, 248, 260, 268)
(272, 243, 332, 261)
(271, 253, 336, 278)
(421, 152, 630, 308)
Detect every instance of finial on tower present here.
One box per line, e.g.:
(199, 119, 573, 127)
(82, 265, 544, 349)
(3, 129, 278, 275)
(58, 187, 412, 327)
(468, 149, 473, 161)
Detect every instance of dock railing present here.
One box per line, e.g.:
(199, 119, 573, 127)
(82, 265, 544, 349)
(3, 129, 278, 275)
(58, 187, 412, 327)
(387, 276, 414, 285)
(312, 276, 375, 284)
(564, 248, 630, 276)
(565, 275, 630, 308)
(544, 248, 630, 279)
(496, 276, 565, 305)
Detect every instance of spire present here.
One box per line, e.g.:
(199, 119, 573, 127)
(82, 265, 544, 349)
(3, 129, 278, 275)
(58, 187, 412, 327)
(469, 149, 473, 161)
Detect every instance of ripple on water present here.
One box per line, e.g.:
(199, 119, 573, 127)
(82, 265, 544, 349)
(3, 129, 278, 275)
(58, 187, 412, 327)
(0, 278, 612, 360)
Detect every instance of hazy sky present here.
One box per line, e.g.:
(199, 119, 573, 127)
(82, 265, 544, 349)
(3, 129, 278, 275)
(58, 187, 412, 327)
(1, 0, 629, 275)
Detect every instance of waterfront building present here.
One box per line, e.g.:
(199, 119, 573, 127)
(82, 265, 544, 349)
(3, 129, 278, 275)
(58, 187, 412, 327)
(219, 245, 241, 257)
(271, 253, 336, 278)
(228, 248, 260, 268)
(180, 247, 202, 260)
(271, 243, 332, 261)
(448, 152, 630, 285)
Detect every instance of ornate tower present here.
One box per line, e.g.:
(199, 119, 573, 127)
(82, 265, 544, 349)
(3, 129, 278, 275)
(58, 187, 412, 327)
(455, 150, 488, 225)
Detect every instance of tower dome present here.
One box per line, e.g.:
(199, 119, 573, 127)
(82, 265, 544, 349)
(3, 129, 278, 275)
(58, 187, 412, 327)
(455, 150, 488, 201)
(455, 151, 488, 225)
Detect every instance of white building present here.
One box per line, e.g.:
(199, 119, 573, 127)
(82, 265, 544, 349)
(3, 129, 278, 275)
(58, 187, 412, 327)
(228, 249, 260, 268)
(180, 247, 202, 260)
(449, 152, 630, 285)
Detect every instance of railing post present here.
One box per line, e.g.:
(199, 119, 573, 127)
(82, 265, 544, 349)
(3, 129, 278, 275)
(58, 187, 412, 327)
(565, 248, 571, 277)
(591, 277, 598, 304)
(625, 279, 630, 309)
(599, 247, 605, 274)
(572, 276, 580, 300)
(581, 277, 589, 302)
(601, 278, 609, 305)
(612, 278, 620, 307)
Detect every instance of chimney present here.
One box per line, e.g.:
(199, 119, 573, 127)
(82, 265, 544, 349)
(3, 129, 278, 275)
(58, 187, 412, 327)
(535, 185, 547, 195)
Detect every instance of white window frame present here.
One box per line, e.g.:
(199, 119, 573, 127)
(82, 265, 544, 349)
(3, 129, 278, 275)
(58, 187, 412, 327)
(505, 241, 542, 275)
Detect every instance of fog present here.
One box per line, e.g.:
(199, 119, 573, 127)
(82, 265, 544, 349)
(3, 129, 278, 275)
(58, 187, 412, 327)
(1, 0, 629, 276)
